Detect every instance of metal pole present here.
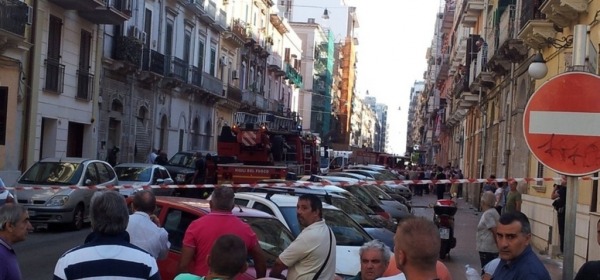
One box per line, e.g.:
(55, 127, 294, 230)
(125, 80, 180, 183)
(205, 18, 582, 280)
(561, 24, 587, 280)
(563, 176, 578, 280)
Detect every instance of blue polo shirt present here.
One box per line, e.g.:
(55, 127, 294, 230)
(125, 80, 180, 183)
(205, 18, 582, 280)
(492, 245, 551, 280)
(0, 237, 22, 280)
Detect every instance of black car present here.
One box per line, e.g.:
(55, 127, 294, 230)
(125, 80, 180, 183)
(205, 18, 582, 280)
(162, 150, 216, 184)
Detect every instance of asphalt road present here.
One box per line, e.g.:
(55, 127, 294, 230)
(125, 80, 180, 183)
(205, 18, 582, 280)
(14, 225, 90, 279)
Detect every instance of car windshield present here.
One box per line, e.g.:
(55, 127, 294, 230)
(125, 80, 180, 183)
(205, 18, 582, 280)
(18, 162, 83, 185)
(240, 216, 294, 265)
(115, 166, 152, 182)
(280, 207, 372, 246)
(330, 197, 376, 228)
(167, 153, 196, 168)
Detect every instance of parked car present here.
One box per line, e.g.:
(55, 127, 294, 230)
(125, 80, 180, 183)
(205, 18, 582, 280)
(113, 163, 175, 197)
(0, 178, 15, 206)
(238, 187, 395, 249)
(162, 150, 219, 184)
(145, 196, 294, 280)
(14, 158, 118, 230)
(233, 192, 373, 277)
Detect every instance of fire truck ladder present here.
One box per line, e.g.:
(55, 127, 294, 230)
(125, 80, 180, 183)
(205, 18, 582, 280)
(303, 143, 312, 175)
(258, 113, 297, 132)
(235, 112, 259, 128)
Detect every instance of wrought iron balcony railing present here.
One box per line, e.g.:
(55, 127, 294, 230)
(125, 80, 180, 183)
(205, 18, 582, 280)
(76, 70, 94, 100)
(141, 49, 165, 75)
(0, 0, 30, 37)
(44, 58, 65, 93)
(166, 56, 188, 81)
(113, 35, 142, 67)
(190, 66, 202, 87)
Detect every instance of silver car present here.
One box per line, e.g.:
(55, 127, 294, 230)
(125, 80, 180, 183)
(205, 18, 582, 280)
(14, 158, 118, 230)
(113, 163, 174, 197)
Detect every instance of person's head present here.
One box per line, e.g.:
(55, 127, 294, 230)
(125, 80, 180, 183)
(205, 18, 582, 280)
(496, 212, 531, 262)
(296, 194, 323, 227)
(207, 234, 248, 277)
(0, 204, 33, 244)
(132, 190, 156, 214)
(359, 240, 392, 280)
(210, 186, 235, 211)
(481, 191, 496, 210)
(509, 181, 518, 191)
(90, 191, 129, 235)
(394, 216, 439, 274)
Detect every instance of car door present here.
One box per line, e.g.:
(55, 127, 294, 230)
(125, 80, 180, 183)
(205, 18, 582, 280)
(158, 205, 202, 280)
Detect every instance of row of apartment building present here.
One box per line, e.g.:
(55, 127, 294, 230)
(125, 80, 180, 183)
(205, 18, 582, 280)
(0, 0, 390, 184)
(407, 0, 600, 273)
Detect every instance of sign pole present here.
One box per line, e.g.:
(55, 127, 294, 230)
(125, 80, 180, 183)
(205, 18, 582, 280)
(563, 176, 578, 280)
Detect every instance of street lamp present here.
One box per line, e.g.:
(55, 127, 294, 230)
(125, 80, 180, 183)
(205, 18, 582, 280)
(528, 52, 548, 79)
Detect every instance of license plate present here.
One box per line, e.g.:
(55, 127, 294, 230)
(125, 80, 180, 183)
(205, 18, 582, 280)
(439, 228, 450, 239)
(28, 210, 36, 217)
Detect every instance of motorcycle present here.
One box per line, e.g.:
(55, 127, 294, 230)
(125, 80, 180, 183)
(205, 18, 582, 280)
(433, 199, 457, 259)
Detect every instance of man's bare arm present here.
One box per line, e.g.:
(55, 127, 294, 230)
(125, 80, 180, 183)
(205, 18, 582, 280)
(268, 258, 288, 279)
(178, 246, 195, 274)
(250, 244, 267, 278)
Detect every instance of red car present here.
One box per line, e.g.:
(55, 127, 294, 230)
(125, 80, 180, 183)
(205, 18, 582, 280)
(147, 196, 293, 280)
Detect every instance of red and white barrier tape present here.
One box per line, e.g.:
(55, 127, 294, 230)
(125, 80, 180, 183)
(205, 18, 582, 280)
(4, 177, 588, 190)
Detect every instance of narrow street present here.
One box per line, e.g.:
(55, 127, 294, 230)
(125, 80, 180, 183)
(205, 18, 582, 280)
(409, 192, 563, 279)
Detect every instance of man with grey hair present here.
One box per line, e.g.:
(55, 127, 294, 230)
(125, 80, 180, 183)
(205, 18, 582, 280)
(178, 186, 266, 278)
(53, 191, 159, 279)
(477, 191, 500, 269)
(0, 204, 33, 279)
(349, 240, 392, 280)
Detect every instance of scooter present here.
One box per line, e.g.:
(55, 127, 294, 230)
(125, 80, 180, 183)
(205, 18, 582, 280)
(433, 199, 457, 259)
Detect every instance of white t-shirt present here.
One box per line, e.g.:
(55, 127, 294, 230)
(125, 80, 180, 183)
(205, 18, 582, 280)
(476, 208, 500, 253)
(483, 258, 501, 275)
(377, 273, 406, 280)
(279, 220, 336, 280)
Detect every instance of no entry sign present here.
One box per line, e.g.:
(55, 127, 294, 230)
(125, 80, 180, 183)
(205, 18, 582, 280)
(523, 72, 600, 176)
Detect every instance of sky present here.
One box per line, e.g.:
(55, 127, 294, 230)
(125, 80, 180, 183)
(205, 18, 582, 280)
(353, 1, 441, 155)
(291, 0, 442, 155)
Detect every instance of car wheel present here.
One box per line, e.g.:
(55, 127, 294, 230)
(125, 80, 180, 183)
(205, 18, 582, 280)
(71, 205, 84, 230)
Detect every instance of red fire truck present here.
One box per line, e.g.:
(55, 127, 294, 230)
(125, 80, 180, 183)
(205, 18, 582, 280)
(216, 112, 321, 184)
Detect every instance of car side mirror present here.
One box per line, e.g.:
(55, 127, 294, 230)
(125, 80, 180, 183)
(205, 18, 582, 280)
(164, 178, 174, 185)
(156, 179, 165, 185)
(85, 179, 92, 186)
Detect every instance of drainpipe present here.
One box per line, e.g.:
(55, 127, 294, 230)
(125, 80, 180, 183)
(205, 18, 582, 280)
(93, 25, 104, 159)
(503, 62, 514, 179)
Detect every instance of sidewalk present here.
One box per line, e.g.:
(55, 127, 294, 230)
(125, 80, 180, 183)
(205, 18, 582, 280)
(409, 193, 563, 280)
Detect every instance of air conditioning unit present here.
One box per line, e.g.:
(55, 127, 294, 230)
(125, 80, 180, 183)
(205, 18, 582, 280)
(220, 56, 228, 66)
(128, 26, 140, 39)
(231, 70, 238, 80)
(139, 31, 147, 44)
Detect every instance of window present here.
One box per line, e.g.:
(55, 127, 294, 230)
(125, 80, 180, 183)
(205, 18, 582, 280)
(77, 30, 93, 100)
(210, 47, 216, 76)
(235, 198, 249, 206)
(252, 202, 275, 216)
(184, 31, 191, 63)
(0, 87, 6, 145)
(144, 9, 152, 46)
(85, 164, 99, 186)
(163, 209, 199, 252)
(197, 40, 205, 71)
(94, 162, 113, 184)
(165, 20, 174, 57)
(45, 15, 64, 93)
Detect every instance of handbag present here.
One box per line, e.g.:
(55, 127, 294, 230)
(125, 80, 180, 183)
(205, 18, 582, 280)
(312, 228, 333, 280)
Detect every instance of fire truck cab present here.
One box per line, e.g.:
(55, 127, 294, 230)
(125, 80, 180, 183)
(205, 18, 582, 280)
(217, 112, 321, 183)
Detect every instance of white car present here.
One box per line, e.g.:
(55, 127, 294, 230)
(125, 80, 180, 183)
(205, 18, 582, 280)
(113, 163, 175, 197)
(233, 192, 372, 277)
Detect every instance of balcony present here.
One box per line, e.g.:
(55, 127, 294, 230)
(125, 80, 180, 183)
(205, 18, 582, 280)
(270, 14, 288, 34)
(518, 19, 556, 50)
(267, 52, 283, 72)
(186, 0, 206, 16)
(111, 35, 142, 73)
(162, 56, 188, 88)
(200, 0, 217, 24)
(435, 53, 451, 83)
(47, 0, 104, 10)
(76, 70, 94, 101)
(79, 0, 132, 25)
(44, 58, 65, 94)
(469, 45, 495, 91)
(242, 90, 256, 105)
(224, 19, 246, 47)
(190, 66, 202, 88)
(211, 9, 227, 32)
(541, 0, 587, 28)
(201, 73, 224, 97)
(440, 3, 456, 34)
(255, 94, 266, 110)
(496, 5, 527, 63)
(227, 84, 242, 103)
(0, 0, 32, 53)
(285, 63, 303, 87)
(459, 0, 484, 27)
(139, 49, 165, 83)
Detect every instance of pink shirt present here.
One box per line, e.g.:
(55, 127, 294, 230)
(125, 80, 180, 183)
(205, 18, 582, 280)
(182, 211, 259, 276)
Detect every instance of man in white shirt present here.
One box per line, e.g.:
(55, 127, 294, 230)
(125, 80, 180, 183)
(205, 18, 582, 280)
(126, 190, 170, 259)
(147, 148, 158, 164)
(269, 194, 336, 280)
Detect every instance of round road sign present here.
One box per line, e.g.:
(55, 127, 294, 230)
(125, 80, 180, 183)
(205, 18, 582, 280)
(523, 72, 600, 176)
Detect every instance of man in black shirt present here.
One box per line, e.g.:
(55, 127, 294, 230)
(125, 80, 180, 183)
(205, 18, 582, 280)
(575, 219, 600, 280)
(192, 152, 206, 184)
